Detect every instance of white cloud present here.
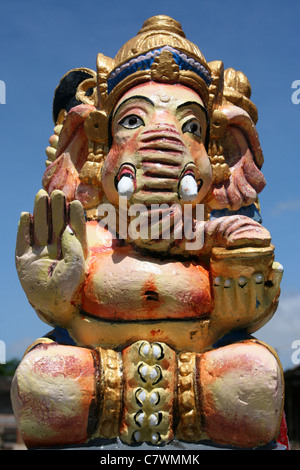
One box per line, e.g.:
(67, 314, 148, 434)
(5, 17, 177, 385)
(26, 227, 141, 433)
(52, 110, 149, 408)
(255, 291, 300, 371)
(271, 199, 300, 216)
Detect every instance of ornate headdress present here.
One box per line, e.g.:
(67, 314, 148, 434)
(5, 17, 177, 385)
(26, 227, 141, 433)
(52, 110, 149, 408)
(69, 15, 217, 188)
(83, 16, 213, 145)
(105, 16, 211, 108)
(47, 15, 262, 204)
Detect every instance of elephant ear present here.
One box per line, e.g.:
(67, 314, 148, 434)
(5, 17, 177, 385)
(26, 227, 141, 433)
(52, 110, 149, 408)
(43, 103, 96, 203)
(204, 66, 266, 219)
(42, 67, 108, 211)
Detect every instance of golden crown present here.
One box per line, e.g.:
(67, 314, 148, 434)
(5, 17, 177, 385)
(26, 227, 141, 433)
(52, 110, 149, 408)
(101, 15, 212, 112)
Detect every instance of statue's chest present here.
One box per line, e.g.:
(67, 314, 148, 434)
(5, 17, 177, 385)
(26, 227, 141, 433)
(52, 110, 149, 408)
(81, 240, 211, 322)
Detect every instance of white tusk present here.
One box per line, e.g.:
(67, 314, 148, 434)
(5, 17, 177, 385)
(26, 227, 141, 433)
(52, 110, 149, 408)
(179, 174, 198, 201)
(117, 175, 134, 198)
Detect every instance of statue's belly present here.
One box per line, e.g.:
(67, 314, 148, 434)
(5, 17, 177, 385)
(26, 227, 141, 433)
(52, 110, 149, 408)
(81, 244, 211, 322)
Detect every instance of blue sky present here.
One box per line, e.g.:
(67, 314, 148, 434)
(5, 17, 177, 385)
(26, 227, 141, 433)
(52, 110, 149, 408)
(0, 0, 299, 371)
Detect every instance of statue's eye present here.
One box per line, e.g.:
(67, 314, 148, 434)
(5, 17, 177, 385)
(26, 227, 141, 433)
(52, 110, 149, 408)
(119, 114, 144, 129)
(182, 119, 201, 137)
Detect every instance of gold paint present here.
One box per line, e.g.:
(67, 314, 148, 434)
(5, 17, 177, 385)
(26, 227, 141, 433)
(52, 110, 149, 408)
(56, 109, 67, 125)
(115, 15, 207, 69)
(78, 160, 103, 186)
(105, 15, 211, 112)
(96, 53, 115, 112)
(176, 352, 203, 441)
(78, 138, 107, 186)
(76, 76, 97, 107)
(208, 104, 230, 184)
(84, 109, 108, 143)
(223, 67, 258, 124)
(120, 341, 175, 446)
(150, 50, 180, 83)
(207, 60, 224, 115)
(95, 347, 122, 439)
(69, 315, 217, 354)
(210, 246, 283, 334)
(210, 109, 228, 140)
(211, 245, 274, 262)
(209, 135, 231, 184)
(23, 337, 54, 358)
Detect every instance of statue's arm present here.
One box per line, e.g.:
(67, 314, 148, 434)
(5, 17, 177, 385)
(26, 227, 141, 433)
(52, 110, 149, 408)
(15, 189, 88, 327)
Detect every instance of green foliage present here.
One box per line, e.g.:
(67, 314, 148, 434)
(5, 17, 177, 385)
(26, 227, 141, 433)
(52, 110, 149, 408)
(0, 358, 20, 376)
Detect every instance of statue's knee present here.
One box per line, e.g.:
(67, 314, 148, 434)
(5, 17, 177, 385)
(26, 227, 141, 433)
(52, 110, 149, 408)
(197, 341, 284, 448)
(10, 343, 97, 448)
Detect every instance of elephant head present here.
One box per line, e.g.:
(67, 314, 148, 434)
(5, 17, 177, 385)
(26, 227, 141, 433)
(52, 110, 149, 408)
(42, 15, 266, 247)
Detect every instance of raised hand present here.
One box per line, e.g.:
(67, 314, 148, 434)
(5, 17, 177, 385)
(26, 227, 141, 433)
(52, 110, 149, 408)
(16, 189, 88, 327)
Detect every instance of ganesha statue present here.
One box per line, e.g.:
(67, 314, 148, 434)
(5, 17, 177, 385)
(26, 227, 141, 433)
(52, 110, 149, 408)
(11, 15, 288, 449)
